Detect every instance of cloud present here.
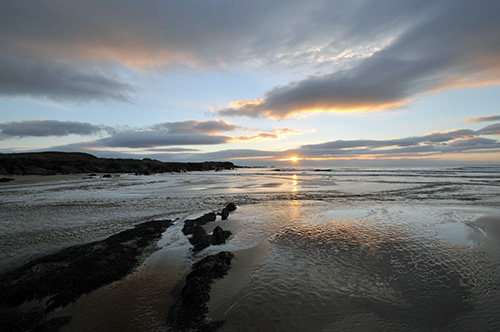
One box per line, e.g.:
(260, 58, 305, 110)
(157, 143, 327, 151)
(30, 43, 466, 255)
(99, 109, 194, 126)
(217, 1, 500, 118)
(464, 115, 500, 123)
(0, 53, 134, 102)
(0, 1, 409, 69)
(0, 120, 112, 138)
(18, 119, 299, 150)
(477, 123, 500, 136)
(294, 123, 500, 159)
(145, 147, 200, 152)
(13, 122, 498, 164)
(90, 132, 230, 148)
(232, 128, 304, 142)
(151, 119, 238, 134)
(4, 1, 499, 105)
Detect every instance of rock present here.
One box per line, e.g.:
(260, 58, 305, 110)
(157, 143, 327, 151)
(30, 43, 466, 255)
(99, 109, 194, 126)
(102, 174, 112, 178)
(0, 219, 172, 330)
(221, 208, 229, 220)
(167, 252, 234, 331)
(0, 178, 14, 182)
(226, 203, 237, 212)
(189, 226, 212, 252)
(182, 213, 216, 235)
(211, 226, 231, 245)
(186, 223, 231, 252)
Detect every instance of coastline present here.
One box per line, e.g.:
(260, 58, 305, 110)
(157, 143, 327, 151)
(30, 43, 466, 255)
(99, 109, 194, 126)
(0, 151, 236, 176)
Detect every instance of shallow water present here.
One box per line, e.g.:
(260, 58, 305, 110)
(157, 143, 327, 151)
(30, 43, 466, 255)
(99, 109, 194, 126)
(208, 202, 500, 331)
(1, 166, 500, 331)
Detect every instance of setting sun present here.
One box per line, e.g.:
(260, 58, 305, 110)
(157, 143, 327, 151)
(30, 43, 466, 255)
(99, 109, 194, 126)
(290, 156, 299, 163)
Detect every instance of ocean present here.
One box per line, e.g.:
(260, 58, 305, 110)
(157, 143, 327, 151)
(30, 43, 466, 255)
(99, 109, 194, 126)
(1, 166, 499, 331)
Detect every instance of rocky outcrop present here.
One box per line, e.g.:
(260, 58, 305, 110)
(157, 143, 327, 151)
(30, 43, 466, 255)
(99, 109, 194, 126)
(0, 152, 236, 175)
(0, 219, 172, 332)
(182, 204, 237, 252)
(167, 251, 234, 332)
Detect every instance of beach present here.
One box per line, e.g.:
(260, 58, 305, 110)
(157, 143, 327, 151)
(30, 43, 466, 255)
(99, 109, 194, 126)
(1, 166, 500, 331)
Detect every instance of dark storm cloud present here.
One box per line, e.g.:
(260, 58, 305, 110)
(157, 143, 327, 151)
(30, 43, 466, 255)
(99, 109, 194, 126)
(0, 120, 112, 138)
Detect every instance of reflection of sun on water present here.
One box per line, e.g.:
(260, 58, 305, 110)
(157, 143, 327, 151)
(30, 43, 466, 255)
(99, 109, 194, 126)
(292, 174, 298, 191)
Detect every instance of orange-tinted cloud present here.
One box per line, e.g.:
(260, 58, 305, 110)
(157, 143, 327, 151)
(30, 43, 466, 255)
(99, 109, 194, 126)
(464, 115, 500, 123)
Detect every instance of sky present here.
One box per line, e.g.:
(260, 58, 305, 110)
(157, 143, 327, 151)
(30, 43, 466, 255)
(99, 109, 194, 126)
(1, 0, 500, 166)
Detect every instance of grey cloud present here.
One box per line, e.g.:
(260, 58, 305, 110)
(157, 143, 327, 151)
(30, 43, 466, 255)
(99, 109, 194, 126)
(296, 124, 500, 158)
(151, 120, 238, 134)
(448, 137, 498, 148)
(0, 0, 463, 102)
(24, 123, 500, 163)
(0, 1, 417, 68)
(0, 120, 112, 137)
(219, 1, 500, 118)
(91, 131, 230, 149)
(300, 130, 475, 151)
(145, 147, 200, 152)
(477, 123, 500, 136)
(0, 53, 134, 102)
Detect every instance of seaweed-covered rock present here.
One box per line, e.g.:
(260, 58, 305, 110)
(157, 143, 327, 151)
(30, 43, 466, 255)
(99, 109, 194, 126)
(211, 226, 231, 245)
(167, 252, 234, 331)
(182, 213, 217, 235)
(0, 219, 172, 331)
(188, 225, 231, 252)
(225, 203, 237, 212)
(220, 208, 229, 220)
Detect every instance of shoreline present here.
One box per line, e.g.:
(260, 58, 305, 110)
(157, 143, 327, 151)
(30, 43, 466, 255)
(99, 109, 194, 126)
(0, 151, 236, 176)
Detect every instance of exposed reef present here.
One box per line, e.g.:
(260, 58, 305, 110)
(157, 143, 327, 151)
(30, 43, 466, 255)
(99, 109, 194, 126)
(166, 203, 237, 331)
(0, 219, 172, 332)
(182, 203, 236, 252)
(167, 251, 234, 332)
(0, 151, 236, 175)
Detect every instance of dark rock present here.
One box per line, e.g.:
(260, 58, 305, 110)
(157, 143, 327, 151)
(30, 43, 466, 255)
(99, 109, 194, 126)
(211, 226, 231, 245)
(225, 203, 237, 212)
(88, 173, 97, 176)
(167, 252, 234, 331)
(220, 208, 229, 220)
(0, 219, 172, 330)
(189, 226, 212, 252)
(182, 213, 216, 235)
(102, 174, 112, 178)
(187, 224, 231, 252)
(0, 178, 14, 182)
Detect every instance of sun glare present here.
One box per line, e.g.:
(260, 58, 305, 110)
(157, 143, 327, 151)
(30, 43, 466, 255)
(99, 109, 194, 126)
(290, 156, 299, 163)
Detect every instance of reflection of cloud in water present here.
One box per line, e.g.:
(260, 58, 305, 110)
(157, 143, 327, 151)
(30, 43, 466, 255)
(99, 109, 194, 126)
(263, 216, 474, 329)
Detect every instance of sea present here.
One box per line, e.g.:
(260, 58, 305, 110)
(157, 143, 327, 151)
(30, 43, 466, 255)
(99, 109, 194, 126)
(1, 166, 500, 331)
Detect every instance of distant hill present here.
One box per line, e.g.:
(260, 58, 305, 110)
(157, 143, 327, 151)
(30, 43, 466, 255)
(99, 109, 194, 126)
(0, 152, 235, 175)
